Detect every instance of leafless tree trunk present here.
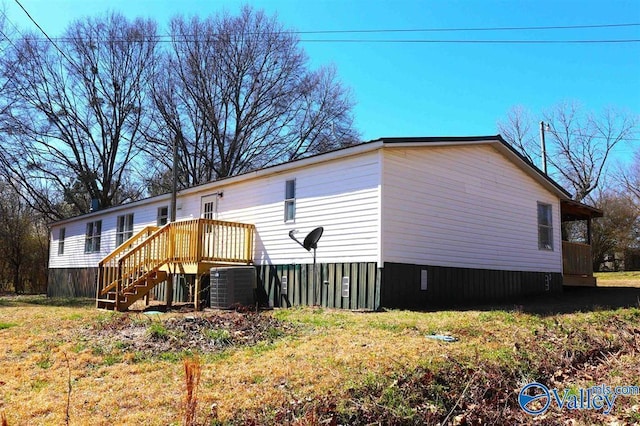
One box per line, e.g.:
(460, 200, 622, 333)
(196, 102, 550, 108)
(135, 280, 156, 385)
(0, 13, 158, 220)
(144, 6, 358, 193)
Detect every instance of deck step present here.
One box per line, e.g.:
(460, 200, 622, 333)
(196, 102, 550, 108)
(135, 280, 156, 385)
(96, 298, 117, 310)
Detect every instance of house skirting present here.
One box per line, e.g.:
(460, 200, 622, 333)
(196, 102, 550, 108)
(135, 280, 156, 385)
(256, 262, 561, 311)
(48, 262, 562, 309)
(256, 262, 381, 310)
(380, 262, 562, 309)
(48, 267, 99, 298)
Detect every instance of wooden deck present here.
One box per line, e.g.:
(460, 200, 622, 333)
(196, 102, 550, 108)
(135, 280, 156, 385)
(96, 218, 255, 311)
(562, 241, 596, 287)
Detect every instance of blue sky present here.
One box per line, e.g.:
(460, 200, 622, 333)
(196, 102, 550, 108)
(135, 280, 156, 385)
(4, 0, 640, 160)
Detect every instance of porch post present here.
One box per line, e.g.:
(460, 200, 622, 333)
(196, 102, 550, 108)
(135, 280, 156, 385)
(166, 272, 174, 308)
(194, 274, 201, 311)
(586, 217, 592, 245)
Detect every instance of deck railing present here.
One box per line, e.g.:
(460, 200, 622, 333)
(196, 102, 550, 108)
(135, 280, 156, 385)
(562, 241, 593, 276)
(97, 225, 160, 296)
(97, 218, 255, 305)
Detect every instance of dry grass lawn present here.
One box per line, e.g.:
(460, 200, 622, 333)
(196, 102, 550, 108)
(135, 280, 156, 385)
(595, 271, 640, 288)
(1, 284, 639, 425)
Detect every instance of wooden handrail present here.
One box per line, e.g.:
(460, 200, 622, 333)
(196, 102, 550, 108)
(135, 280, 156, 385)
(99, 225, 161, 267)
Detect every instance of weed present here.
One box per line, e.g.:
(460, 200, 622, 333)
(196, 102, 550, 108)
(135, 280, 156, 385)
(251, 341, 276, 355)
(147, 321, 169, 339)
(36, 354, 52, 369)
(0, 322, 17, 330)
(71, 342, 87, 353)
(62, 313, 84, 321)
(251, 375, 265, 384)
(159, 350, 194, 362)
(30, 379, 48, 391)
(203, 328, 231, 345)
(102, 354, 122, 366)
(183, 356, 202, 426)
(266, 326, 284, 339)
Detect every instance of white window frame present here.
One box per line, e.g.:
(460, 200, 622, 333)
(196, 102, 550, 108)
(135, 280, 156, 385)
(116, 213, 134, 246)
(537, 202, 553, 251)
(85, 220, 102, 253)
(58, 228, 65, 256)
(284, 179, 296, 222)
(157, 206, 168, 226)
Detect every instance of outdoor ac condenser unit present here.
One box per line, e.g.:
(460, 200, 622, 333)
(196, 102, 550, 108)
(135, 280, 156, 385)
(209, 266, 256, 309)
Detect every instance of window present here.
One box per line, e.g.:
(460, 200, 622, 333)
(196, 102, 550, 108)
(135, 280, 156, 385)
(537, 203, 553, 250)
(58, 228, 65, 255)
(157, 206, 168, 226)
(116, 214, 134, 246)
(85, 220, 102, 253)
(284, 179, 296, 221)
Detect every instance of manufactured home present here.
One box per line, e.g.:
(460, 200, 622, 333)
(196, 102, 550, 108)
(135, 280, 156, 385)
(47, 136, 601, 311)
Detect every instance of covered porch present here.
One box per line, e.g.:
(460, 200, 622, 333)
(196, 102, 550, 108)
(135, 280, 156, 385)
(561, 199, 603, 287)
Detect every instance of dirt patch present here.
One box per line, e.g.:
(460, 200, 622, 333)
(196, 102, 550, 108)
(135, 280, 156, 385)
(83, 308, 295, 357)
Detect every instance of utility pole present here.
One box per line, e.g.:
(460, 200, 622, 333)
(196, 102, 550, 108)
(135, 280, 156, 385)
(170, 134, 178, 223)
(539, 121, 548, 174)
(167, 134, 179, 309)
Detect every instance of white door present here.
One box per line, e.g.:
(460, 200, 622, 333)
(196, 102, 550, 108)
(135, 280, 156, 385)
(200, 194, 219, 219)
(200, 194, 220, 257)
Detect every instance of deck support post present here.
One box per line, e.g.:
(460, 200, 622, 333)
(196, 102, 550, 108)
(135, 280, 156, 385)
(166, 274, 174, 308)
(194, 274, 201, 311)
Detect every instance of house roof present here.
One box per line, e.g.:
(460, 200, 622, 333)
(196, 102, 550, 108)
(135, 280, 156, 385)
(49, 134, 577, 226)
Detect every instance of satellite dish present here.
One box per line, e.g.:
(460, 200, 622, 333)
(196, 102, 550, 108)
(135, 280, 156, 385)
(302, 227, 323, 251)
(287, 226, 324, 306)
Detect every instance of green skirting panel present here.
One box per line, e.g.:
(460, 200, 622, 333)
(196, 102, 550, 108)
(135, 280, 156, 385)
(381, 262, 563, 309)
(256, 262, 380, 310)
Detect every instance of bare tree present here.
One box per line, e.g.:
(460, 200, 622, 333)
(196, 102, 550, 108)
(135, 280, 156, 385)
(0, 13, 158, 220)
(144, 7, 358, 192)
(590, 189, 639, 271)
(497, 105, 538, 164)
(498, 102, 638, 201)
(618, 149, 640, 201)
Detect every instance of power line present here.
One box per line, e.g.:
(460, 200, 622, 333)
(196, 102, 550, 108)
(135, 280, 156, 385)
(297, 39, 640, 44)
(16, 36, 640, 45)
(293, 22, 640, 34)
(13, 0, 79, 70)
(6, 19, 639, 44)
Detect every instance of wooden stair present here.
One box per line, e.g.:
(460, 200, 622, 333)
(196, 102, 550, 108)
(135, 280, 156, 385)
(96, 218, 256, 312)
(97, 270, 168, 311)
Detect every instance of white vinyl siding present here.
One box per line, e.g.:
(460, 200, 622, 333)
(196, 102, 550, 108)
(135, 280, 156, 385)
(49, 200, 171, 269)
(48, 151, 382, 269)
(191, 152, 381, 265)
(381, 145, 562, 272)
